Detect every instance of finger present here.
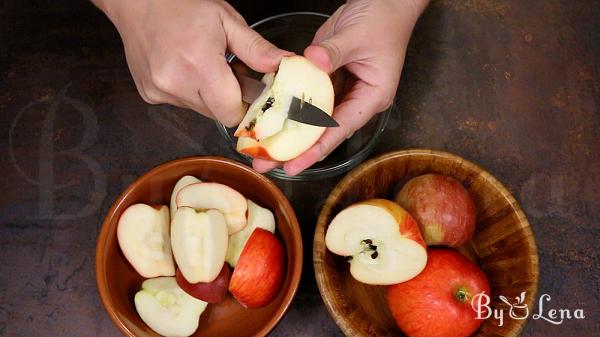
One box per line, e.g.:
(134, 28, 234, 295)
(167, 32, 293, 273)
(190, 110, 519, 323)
(221, 7, 293, 73)
(311, 4, 346, 44)
(252, 158, 281, 173)
(303, 25, 362, 74)
(283, 82, 382, 176)
(196, 54, 246, 127)
(146, 68, 216, 119)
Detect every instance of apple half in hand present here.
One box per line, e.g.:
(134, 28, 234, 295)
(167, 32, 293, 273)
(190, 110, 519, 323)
(171, 207, 228, 284)
(325, 199, 428, 285)
(225, 199, 276, 267)
(117, 204, 175, 278)
(234, 55, 334, 161)
(176, 182, 248, 234)
(134, 277, 207, 337)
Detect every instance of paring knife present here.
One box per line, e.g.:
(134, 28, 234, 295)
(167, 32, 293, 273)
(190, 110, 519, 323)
(234, 71, 339, 128)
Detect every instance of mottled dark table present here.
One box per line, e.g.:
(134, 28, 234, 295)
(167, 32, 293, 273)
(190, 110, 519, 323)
(1, 0, 598, 336)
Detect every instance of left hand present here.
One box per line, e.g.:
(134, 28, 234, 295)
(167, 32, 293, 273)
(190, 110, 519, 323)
(252, 0, 429, 175)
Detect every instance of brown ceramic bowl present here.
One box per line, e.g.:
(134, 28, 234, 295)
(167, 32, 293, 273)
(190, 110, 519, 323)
(313, 149, 539, 337)
(96, 156, 302, 337)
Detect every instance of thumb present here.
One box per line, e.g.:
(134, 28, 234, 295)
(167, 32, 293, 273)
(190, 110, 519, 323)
(224, 15, 292, 73)
(304, 28, 359, 74)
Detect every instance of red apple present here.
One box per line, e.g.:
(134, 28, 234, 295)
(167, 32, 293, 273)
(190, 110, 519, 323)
(175, 264, 231, 303)
(387, 249, 490, 337)
(228, 228, 285, 308)
(395, 174, 477, 247)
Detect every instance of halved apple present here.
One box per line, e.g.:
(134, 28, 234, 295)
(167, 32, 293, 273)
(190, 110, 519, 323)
(234, 55, 334, 161)
(325, 199, 428, 285)
(225, 199, 276, 267)
(170, 175, 201, 220)
(228, 228, 285, 308)
(170, 207, 228, 283)
(176, 182, 248, 234)
(117, 204, 175, 278)
(134, 277, 207, 337)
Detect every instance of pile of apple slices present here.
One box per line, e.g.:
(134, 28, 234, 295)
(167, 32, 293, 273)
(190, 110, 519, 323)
(325, 174, 491, 337)
(117, 176, 285, 337)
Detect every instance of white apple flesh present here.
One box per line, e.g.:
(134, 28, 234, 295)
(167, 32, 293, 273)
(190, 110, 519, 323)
(134, 277, 207, 337)
(225, 199, 276, 267)
(176, 182, 248, 234)
(325, 199, 428, 285)
(235, 56, 334, 161)
(117, 204, 175, 278)
(170, 175, 201, 220)
(171, 207, 229, 283)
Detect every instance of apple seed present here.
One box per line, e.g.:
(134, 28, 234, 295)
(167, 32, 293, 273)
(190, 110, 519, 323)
(262, 97, 275, 112)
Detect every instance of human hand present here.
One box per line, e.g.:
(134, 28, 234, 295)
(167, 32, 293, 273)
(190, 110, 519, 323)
(252, 0, 429, 175)
(94, 0, 292, 127)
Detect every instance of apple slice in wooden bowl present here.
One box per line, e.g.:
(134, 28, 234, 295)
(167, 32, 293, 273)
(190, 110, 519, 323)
(313, 149, 539, 337)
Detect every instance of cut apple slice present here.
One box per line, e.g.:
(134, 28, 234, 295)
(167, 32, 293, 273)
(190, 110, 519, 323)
(176, 264, 231, 304)
(235, 73, 275, 139)
(225, 199, 276, 267)
(325, 199, 427, 285)
(176, 182, 248, 234)
(117, 204, 175, 278)
(170, 175, 202, 220)
(134, 277, 207, 337)
(229, 228, 285, 308)
(234, 55, 334, 162)
(171, 207, 228, 283)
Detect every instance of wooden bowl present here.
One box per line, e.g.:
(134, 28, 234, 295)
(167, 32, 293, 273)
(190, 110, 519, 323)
(313, 149, 539, 337)
(96, 156, 302, 337)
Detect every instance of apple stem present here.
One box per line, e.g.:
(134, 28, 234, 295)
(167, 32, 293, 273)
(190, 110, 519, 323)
(455, 288, 468, 303)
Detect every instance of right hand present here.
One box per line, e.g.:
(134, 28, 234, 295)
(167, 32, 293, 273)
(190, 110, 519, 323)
(97, 0, 291, 127)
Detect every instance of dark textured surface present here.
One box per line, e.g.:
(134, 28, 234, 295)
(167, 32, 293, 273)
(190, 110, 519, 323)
(0, 0, 598, 336)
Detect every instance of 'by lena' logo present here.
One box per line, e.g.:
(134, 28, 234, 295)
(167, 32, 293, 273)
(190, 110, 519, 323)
(471, 292, 585, 327)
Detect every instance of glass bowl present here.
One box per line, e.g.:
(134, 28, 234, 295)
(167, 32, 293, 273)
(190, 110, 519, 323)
(216, 12, 391, 181)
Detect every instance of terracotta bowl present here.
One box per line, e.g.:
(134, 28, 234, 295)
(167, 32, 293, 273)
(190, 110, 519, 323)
(313, 149, 539, 337)
(96, 156, 302, 337)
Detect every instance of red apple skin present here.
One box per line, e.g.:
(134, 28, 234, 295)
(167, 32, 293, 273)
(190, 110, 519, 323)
(234, 129, 256, 139)
(228, 228, 285, 308)
(175, 264, 231, 303)
(387, 249, 490, 337)
(395, 174, 477, 247)
(239, 145, 274, 160)
(363, 199, 426, 249)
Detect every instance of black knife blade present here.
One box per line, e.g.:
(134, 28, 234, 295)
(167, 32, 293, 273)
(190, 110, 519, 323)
(288, 96, 339, 127)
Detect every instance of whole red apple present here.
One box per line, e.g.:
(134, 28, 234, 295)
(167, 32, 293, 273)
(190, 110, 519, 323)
(175, 263, 231, 303)
(387, 249, 490, 337)
(228, 228, 285, 308)
(395, 174, 476, 246)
